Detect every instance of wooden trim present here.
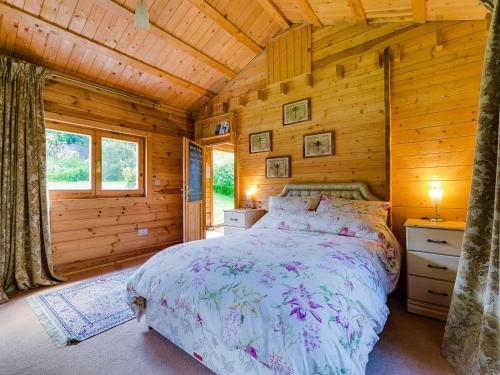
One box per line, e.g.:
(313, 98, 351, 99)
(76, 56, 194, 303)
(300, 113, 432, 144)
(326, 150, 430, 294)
(295, 0, 322, 26)
(411, 0, 426, 23)
(93, 0, 237, 79)
(347, 0, 368, 25)
(0, 2, 214, 98)
(185, 0, 263, 54)
(255, 0, 290, 29)
(383, 47, 392, 222)
(95, 131, 145, 198)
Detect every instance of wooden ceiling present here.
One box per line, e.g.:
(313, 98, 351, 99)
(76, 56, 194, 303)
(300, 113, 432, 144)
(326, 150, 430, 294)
(0, 0, 488, 111)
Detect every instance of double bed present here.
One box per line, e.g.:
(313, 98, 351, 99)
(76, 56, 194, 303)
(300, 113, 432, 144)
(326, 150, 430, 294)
(126, 183, 402, 375)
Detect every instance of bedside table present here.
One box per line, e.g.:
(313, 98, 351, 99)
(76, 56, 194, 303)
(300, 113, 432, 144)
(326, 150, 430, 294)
(405, 219, 465, 320)
(223, 209, 266, 235)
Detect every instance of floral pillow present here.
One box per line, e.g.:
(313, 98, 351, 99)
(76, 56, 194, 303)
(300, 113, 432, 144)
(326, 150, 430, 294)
(268, 195, 321, 212)
(316, 194, 390, 224)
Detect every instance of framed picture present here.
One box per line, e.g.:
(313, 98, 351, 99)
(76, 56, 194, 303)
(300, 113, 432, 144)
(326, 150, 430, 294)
(215, 124, 222, 135)
(283, 98, 311, 126)
(303, 131, 334, 158)
(266, 156, 291, 178)
(249, 131, 272, 153)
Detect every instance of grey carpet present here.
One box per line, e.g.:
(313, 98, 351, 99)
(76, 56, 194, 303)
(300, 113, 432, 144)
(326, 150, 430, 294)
(0, 260, 454, 375)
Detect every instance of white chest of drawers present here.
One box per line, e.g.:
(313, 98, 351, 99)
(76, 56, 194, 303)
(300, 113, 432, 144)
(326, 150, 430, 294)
(405, 219, 465, 320)
(223, 209, 266, 235)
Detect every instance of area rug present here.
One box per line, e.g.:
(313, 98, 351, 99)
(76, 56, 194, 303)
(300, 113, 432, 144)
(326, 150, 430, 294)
(26, 269, 136, 347)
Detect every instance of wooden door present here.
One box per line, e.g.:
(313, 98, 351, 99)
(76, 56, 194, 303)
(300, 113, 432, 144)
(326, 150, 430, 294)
(183, 138, 206, 242)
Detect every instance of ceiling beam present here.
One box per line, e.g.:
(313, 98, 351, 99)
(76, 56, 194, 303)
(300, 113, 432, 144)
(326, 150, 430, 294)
(295, 0, 322, 27)
(255, 0, 290, 29)
(411, 0, 426, 23)
(185, 0, 263, 54)
(94, 0, 236, 79)
(347, 0, 368, 25)
(0, 2, 214, 98)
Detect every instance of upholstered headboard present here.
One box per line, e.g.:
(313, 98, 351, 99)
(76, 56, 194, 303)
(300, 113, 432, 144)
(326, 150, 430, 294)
(278, 182, 382, 201)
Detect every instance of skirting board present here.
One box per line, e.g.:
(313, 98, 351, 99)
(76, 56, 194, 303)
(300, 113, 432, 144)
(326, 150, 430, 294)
(56, 241, 181, 275)
(407, 299, 449, 321)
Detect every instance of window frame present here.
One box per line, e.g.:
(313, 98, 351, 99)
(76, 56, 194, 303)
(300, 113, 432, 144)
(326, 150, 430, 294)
(46, 122, 145, 200)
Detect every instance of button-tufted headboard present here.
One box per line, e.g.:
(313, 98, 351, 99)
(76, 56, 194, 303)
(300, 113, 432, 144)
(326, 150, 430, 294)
(278, 182, 382, 201)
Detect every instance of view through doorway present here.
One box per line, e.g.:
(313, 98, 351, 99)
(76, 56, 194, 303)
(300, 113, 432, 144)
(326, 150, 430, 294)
(212, 148, 234, 225)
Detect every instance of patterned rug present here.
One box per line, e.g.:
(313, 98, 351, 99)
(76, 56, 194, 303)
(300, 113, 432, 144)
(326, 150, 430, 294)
(27, 269, 136, 347)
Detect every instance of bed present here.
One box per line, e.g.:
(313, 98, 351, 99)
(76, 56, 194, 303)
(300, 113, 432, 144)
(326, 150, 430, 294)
(126, 182, 402, 375)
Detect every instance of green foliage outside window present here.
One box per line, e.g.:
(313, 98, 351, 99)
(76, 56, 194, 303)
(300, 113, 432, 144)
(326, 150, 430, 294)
(213, 150, 234, 196)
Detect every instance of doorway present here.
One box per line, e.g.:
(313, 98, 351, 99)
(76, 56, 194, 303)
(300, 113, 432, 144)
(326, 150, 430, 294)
(205, 143, 235, 238)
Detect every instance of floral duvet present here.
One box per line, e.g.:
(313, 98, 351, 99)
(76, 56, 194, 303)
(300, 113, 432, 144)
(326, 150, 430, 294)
(126, 216, 401, 375)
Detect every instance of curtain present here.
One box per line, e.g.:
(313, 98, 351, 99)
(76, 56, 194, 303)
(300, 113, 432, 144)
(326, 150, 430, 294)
(442, 1, 500, 374)
(0, 57, 63, 304)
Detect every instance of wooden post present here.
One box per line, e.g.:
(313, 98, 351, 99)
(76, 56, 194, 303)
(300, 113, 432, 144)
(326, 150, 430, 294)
(305, 73, 313, 88)
(279, 82, 288, 95)
(434, 30, 444, 51)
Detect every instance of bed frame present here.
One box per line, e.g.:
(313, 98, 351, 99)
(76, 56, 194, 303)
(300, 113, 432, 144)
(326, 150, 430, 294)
(145, 182, 381, 375)
(279, 182, 382, 201)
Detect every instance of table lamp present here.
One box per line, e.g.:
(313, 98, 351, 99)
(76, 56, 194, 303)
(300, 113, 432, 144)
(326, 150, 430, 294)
(245, 188, 255, 209)
(429, 184, 444, 222)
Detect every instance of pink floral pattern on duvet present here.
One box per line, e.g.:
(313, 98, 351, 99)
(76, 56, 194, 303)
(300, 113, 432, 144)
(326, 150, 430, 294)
(126, 222, 401, 375)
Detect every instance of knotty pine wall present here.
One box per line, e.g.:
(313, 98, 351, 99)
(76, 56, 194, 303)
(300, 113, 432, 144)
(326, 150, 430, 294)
(44, 80, 192, 273)
(204, 21, 486, 244)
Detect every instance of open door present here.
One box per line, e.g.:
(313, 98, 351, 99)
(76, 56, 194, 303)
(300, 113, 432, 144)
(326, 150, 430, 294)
(183, 138, 205, 242)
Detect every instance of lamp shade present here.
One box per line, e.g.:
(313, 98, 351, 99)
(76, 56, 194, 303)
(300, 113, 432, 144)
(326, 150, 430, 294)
(429, 187, 443, 206)
(135, 0, 150, 31)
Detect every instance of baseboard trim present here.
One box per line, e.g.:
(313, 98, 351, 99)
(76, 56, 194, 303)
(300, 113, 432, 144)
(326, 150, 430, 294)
(56, 241, 182, 275)
(407, 299, 449, 321)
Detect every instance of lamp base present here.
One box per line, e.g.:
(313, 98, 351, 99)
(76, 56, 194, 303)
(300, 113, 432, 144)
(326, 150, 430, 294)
(429, 217, 445, 222)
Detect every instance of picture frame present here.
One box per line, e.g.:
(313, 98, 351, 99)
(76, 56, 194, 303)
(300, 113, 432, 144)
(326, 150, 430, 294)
(249, 131, 272, 153)
(303, 131, 334, 158)
(282, 98, 311, 126)
(265, 156, 291, 178)
(215, 124, 222, 135)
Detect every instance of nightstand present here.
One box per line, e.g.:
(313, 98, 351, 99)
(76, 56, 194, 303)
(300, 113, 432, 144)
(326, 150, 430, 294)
(404, 219, 465, 320)
(223, 208, 266, 235)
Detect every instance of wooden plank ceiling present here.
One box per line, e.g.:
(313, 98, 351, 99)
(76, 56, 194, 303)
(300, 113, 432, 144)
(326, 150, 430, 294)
(0, 0, 488, 111)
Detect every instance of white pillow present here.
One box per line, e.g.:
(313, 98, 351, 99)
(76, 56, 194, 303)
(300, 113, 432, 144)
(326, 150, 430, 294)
(316, 194, 390, 224)
(268, 195, 321, 212)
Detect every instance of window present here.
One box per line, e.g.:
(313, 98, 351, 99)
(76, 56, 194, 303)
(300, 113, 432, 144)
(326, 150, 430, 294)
(46, 123, 145, 199)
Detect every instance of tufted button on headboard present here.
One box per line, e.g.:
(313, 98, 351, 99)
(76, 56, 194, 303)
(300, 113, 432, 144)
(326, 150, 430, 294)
(278, 182, 382, 201)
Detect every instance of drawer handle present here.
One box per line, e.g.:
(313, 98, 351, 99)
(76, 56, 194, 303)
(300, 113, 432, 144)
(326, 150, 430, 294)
(427, 264, 448, 270)
(427, 239, 448, 244)
(427, 290, 448, 297)
(230, 218, 238, 221)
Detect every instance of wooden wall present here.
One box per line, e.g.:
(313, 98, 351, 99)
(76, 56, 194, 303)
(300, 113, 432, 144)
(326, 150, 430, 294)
(390, 21, 485, 240)
(203, 21, 486, 244)
(44, 80, 192, 273)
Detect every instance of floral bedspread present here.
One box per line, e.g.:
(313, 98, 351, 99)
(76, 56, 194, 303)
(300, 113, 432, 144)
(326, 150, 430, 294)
(126, 224, 401, 375)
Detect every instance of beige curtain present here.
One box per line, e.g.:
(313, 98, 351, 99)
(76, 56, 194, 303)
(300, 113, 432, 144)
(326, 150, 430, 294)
(0, 57, 62, 303)
(442, 1, 500, 373)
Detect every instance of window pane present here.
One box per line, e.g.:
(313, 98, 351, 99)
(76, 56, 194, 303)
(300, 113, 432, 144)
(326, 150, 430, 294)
(46, 129, 91, 190)
(101, 137, 139, 190)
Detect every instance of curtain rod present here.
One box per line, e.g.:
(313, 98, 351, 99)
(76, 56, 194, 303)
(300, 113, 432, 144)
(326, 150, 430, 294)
(1, 52, 162, 108)
(48, 72, 161, 108)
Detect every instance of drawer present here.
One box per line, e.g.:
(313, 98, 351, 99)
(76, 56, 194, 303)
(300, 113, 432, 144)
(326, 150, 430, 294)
(224, 226, 246, 235)
(408, 275, 454, 307)
(407, 251, 459, 282)
(224, 211, 248, 228)
(407, 227, 463, 256)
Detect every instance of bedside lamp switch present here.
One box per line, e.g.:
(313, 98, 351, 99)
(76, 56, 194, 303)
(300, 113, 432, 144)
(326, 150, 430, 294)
(154, 179, 161, 186)
(138, 228, 148, 236)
